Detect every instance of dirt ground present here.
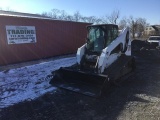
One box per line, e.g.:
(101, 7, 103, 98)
(0, 41, 160, 120)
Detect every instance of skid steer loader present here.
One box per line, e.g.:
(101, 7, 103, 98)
(49, 24, 135, 97)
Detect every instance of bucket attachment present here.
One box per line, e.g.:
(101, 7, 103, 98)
(49, 67, 109, 97)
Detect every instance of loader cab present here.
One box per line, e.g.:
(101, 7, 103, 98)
(86, 24, 118, 54)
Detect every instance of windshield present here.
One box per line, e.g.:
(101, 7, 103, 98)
(149, 37, 160, 40)
(87, 27, 105, 52)
(86, 26, 118, 53)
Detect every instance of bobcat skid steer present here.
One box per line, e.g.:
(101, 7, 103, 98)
(49, 24, 135, 97)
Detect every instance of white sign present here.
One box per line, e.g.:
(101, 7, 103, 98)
(6, 26, 36, 44)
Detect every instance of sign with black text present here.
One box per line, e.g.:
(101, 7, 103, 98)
(6, 26, 36, 44)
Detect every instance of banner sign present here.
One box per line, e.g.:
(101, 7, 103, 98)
(6, 26, 36, 44)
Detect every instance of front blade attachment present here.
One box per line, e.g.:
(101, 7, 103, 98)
(49, 67, 109, 97)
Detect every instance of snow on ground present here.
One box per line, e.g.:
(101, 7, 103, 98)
(0, 57, 76, 108)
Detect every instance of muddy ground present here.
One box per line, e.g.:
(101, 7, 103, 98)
(0, 41, 160, 120)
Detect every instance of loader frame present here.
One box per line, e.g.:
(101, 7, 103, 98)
(49, 24, 135, 97)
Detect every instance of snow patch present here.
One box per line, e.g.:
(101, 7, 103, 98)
(0, 57, 76, 108)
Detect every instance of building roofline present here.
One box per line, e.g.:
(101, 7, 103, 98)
(0, 10, 92, 24)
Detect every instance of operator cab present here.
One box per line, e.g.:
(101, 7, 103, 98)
(81, 24, 119, 71)
(86, 24, 118, 54)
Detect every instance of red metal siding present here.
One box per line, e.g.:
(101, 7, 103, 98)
(0, 16, 90, 65)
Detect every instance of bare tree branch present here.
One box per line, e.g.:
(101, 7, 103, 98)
(108, 9, 120, 24)
(58, 10, 68, 20)
(51, 9, 60, 19)
(101, 16, 109, 24)
(127, 16, 137, 38)
(73, 11, 82, 22)
(118, 17, 127, 29)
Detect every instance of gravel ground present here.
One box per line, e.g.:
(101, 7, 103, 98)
(0, 42, 160, 120)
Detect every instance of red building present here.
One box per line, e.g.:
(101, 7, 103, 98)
(0, 11, 90, 65)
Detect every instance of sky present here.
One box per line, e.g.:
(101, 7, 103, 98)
(0, 0, 160, 25)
